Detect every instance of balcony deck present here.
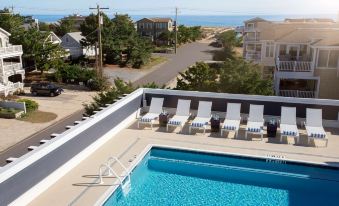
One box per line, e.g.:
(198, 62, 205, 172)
(29, 120, 339, 206)
(0, 45, 23, 58)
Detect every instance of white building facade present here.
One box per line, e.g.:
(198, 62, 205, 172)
(0, 28, 24, 96)
(243, 18, 339, 99)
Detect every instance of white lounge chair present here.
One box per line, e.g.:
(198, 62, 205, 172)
(167, 99, 191, 133)
(138, 97, 164, 129)
(280, 107, 299, 144)
(245, 104, 265, 140)
(304, 108, 328, 147)
(221, 103, 241, 138)
(189, 101, 212, 134)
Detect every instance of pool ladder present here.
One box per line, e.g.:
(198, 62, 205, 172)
(99, 156, 131, 195)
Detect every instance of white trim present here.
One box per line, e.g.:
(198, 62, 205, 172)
(10, 109, 140, 206)
(0, 88, 144, 184)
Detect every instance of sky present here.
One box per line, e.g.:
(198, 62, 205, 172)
(1, 0, 339, 16)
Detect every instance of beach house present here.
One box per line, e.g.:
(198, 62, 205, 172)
(0, 27, 24, 96)
(61, 32, 96, 60)
(136, 17, 173, 42)
(243, 17, 339, 99)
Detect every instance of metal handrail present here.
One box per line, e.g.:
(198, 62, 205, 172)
(98, 163, 123, 185)
(107, 156, 131, 184)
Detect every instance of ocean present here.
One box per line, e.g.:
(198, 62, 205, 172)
(30, 14, 337, 27)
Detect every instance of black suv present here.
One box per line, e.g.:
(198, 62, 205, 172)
(30, 82, 63, 97)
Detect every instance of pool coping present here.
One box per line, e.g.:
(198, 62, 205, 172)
(94, 143, 339, 206)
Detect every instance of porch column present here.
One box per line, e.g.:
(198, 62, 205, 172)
(0, 58, 4, 83)
(274, 77, 280, 95)
(311, 48, 317, 74)
(315, 78, 320, 98)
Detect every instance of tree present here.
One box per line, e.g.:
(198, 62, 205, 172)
(20, 29, 66, 74)
(218, 58, 273, 95)
(176, 62, 218, 92)
(0, 8, 25, 42)
(84, 78, 161, 116)
(53, 18, 76, 36)
(175, 60, 274, 96)
(80, 13, 112, 46)
(129, 37, 153, 68)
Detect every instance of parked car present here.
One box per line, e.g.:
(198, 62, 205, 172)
(30, 82, 63, 97)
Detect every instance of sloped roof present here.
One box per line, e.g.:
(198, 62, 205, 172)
(137, 17, 172, 23)
(66, 32, 84, 43)
(275, 28, 339, 46)
(0, 27, 11, 36)
(244, 17, 268, 23)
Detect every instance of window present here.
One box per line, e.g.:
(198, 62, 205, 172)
(318, 50, 329, 67)
(0, 38, 2, 48)
(66, 37, 69, 43)
(328, 50, 339, 68)
(265, 42, 274, 57)
(279, 45, 287, 56)
(317, 50, 339, 68)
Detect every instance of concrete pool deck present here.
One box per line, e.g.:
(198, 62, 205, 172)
(29, 120, 339, 206)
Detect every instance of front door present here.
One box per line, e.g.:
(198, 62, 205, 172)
(287, 45, 299, 61)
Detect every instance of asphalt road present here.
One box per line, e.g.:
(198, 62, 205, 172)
(0, 41, 216, 167)
(133, 42, 216, 87)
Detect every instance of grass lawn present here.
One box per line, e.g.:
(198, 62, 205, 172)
(19, 111, 57, 123)
(142, 56, 168, 70)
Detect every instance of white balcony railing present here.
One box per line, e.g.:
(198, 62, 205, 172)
(245, 52, 261, 61)
(276, 59, 313, 72)
(1, 63, 24, 76)
(0, 82, 23, 97)
(279, 90, 315, 98)
(0, 45, 23, 56)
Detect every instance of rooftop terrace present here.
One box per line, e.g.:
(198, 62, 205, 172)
(1, 88, 339, 205)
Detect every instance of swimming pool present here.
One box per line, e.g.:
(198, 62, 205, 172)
(102, 147, 339, 206)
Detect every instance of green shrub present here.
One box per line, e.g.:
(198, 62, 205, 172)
(87, 76, 110, 91)
(0, 107, 21, 119)
(17, 99, 39, 113)
(55, 64, 97, 84)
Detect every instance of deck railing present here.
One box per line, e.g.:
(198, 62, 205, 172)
(276, 58, 313, 72)
(245, 52, 261, 61)
(0, 45, 23, 56)
(279, 90, 315, 98)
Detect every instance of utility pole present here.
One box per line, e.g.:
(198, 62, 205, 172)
(90, 4, 109, 77)
(174, 7, 178, 54)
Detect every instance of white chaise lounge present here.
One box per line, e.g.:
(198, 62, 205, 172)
(304, 108, 328, 147)
(167, 99, 191, 133)
(221, 103, 241, 138)
(280, 107, 300, 144)
(138, 97, 164, 129)
(189, 101, 212, 134)
(245, 104, 265, 141)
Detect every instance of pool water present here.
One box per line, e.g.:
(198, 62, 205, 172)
(103, 147, 339, 206)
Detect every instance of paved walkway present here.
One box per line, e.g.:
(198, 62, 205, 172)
(133, 42, 216, 86)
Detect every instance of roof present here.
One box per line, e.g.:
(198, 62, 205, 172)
(275, 28, 339, 46)
(284, 18, 335, 23)
(65, 32, 84, 43)
(137, 17, 172, 23)
(0, 27, 11, 37)
(244, 17, 268, 23)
